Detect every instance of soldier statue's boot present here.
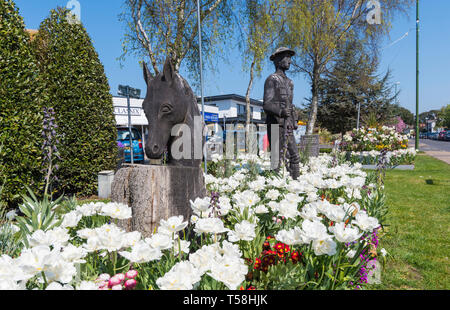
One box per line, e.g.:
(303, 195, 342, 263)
(289, 163, 300, 180)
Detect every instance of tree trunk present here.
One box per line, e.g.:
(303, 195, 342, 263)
(307, 64, 320, 135)
(245, 60, 255, 152)
(111, 164, 206, 238)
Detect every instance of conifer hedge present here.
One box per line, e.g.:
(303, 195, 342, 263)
(33, 8, 118, 198)
(0, 0, 45, 207)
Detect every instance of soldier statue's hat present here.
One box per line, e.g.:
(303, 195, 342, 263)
(270, 47, 296, 61)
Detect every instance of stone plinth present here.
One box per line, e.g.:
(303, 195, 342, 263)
(110, 164, 206, 238)
(300, 134, 320, 157)
(98, 170, 115, 199)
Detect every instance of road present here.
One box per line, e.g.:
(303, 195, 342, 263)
(413, 139, 450, 164)
(417, 139, 450, 152)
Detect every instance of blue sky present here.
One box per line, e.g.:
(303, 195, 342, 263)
(14, 0, 450, 114)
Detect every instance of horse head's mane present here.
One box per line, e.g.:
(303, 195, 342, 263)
(177, 74, 201, 117)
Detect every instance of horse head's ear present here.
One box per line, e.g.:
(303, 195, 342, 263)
(162, 57, 176, 84)
(143, 62, 153, 86)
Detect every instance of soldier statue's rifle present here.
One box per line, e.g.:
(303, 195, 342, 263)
(280, 101, 294, 166)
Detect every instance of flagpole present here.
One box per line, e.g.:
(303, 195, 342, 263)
(197, 0, 207, 174)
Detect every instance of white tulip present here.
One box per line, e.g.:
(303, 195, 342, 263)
(332, 222, 362, 243)
(227, 220, 256, 242)
(145, 233, 174, 250)
(120, 240, 163, 263)
(194, 218, 228, 235)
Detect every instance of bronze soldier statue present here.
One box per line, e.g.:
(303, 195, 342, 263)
(263, 47, 300, 180)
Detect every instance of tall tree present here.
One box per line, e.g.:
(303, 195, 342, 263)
(281, 0, 413, 134)
(120, 0, 234, 81)
(33, 8, 118, 198)
(392, 104, 414, 126)
(437, 104, 450, 129)
(0, 0, 45, 207)
(237, 0, 286, 151)
(317, 39, 397, 134)
(317, 40, 376, 135)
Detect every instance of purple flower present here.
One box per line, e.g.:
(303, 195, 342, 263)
(41, 106, 61, 191)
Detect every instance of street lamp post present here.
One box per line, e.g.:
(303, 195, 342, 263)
(356, 102, 361, 130)
(395, 82, 400, 106)
(118, 85, 141, 165)
(415, 0, 420, 150)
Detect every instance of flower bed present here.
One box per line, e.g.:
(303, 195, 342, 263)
(344, 149, 416, 166)
(339, 127, 416, 166)
(0, 154, 388, 290)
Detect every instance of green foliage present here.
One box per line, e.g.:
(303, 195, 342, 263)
(317, 40, 397, 134)
(15, 187, 64, 248)
(237, 0, 286, 145)
(0, 184, 22, 256)
(418, 109, 441, 124)
(392, 105, 415, 126)
(119, 0, 235, 87)
(438, 104, 450, 129)
(362, 185, 388, 226)
(320, 148, 333, 154)
(0, 0, 46, 208)
(33, 8, 118, 198)
(279, 0, 413, 134)
(374, 155, 450, 290)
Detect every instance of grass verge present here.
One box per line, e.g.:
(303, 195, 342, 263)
(369, 154, 450, 290)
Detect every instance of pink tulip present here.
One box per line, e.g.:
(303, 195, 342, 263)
(125, 270, 138, 279)
(111, 284, 123, 290)
(114, 273, 126, 282)
(108, 276, 122, 288)
(124, 279, 137, 290)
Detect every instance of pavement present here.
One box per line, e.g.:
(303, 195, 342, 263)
(413, 139, 450, 165)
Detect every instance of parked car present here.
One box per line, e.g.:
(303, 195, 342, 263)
(445, 131, 450, 141)
(419, 132, 427, 139)
(429, 132, 439, 140)
(438, 130, 448, 141)
(117, 127, 145, 163)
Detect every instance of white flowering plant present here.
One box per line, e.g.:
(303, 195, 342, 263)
(0, 153, 387, 290)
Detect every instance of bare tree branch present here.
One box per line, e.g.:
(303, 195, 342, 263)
(132, 0, 159, 74)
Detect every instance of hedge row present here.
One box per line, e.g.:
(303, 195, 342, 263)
(0, 0, 45, 207)
(0, 2, 118, 208)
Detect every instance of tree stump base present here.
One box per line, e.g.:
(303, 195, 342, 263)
(110, 164, 206, 238)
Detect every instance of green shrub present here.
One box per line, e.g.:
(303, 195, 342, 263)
(319, 148, 332, 154)
(33, 8, 118, 198)
(0, 0, 45, 208)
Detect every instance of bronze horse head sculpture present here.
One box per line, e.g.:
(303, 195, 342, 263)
(142, 57, 205, 167)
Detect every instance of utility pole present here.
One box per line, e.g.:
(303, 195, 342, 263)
(197, 0, 207, 174)
(127, 86, 134, 164)
(415, 0, 420, 150)
(118, 85, 141, 164)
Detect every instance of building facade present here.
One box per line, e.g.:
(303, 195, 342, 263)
(112, 94, 269, 156)
(198, 94, 267, 153)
